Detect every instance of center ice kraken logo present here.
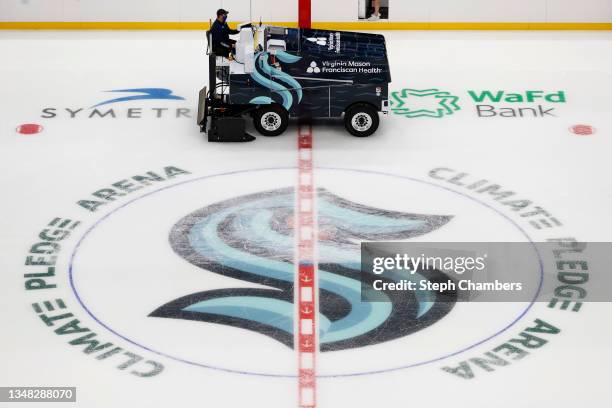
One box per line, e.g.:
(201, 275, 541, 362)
(150, 188, 456, 351)
(391, 88, 461, 118)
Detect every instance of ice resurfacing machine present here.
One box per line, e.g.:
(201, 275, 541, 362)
(197, 24, 391, 142)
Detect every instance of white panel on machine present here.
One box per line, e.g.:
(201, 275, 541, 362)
(267, 39, 287, 53)
(236, 27, 256, 73)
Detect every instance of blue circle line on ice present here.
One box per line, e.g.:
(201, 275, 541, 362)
(68, 166, 544, 379)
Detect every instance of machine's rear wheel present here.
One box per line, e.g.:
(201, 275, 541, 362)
(344, 104, 379, 137)
(253, 105, 289, 136)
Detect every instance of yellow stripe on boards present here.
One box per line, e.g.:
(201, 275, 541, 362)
(0, 21, 610, 30)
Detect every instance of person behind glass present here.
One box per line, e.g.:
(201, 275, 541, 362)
(367, 0, 381, 20)
(210, 8, 239, 59)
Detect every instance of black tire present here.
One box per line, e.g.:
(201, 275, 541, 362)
(253, 104, 289, 136)
(344, 104, 379, 137)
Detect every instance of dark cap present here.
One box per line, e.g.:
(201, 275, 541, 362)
(216, 9, 229, 16)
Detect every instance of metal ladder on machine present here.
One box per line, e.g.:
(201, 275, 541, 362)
(197, 27, 255, 142)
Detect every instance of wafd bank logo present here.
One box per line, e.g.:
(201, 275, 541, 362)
(391, 88, 567, 119)
(391, 88, 461, 118)
(151, 188, 455, 352)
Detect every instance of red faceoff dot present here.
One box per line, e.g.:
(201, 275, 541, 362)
(16, 123, 43, 135)
(570, 124, 595, 136)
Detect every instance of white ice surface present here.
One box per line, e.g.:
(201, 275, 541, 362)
(0, 30, 611, 408)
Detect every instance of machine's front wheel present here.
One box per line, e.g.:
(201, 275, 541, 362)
(253, 105, 289, 136)
(344, 104, 379, 137)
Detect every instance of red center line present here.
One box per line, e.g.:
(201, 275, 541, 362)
(296, 122, 317, 408)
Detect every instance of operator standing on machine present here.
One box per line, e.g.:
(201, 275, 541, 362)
(210, 9, 239, 59)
